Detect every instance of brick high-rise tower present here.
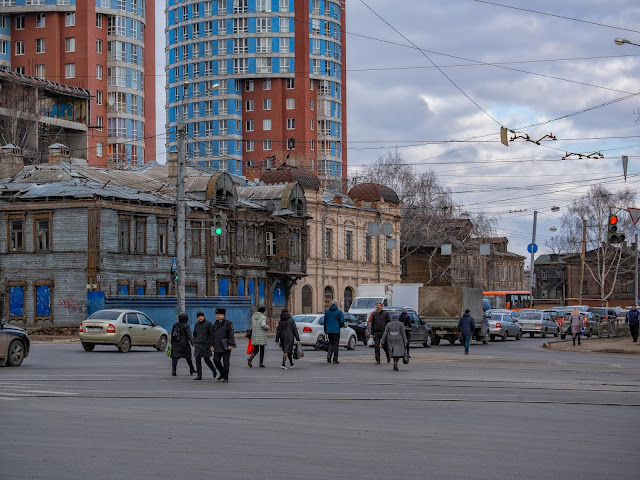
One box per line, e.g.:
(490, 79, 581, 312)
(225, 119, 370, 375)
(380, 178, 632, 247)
(165, 0, 346, 190)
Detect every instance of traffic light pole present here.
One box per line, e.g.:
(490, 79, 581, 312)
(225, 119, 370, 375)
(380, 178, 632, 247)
(529, 211, 537, 301)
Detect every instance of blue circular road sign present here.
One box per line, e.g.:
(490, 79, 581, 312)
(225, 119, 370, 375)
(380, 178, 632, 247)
(527, 243, 538, 254)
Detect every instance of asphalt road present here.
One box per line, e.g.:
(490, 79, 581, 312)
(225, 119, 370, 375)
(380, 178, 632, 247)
(1, 337, 638, 480)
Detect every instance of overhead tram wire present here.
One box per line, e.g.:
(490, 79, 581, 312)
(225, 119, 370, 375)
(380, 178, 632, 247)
(358, 0, 502, 127)
(470, 0, 640, 35)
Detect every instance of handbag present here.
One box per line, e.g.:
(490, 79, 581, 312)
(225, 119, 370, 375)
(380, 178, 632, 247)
(297, 342, 304, 358)
(367, 336, 375, 347)
(403, 350, 409, 365)
(246, 337, 254, 355)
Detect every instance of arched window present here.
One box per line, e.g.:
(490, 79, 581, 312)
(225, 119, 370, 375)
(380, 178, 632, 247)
(344, 287, 353, 311)
(323, 286, 334, 311)
(302, 285, 313, 314)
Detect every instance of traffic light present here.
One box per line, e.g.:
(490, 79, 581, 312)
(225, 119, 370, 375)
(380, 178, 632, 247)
(608, 214, 625, 244)
(213, 213, 226, 236)
(173, 269, 178, 282)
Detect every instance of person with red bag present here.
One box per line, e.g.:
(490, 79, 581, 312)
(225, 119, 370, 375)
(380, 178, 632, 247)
(248, 306, 269, 367)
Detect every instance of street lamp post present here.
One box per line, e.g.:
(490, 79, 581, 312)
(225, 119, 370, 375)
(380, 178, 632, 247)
(176, 81, 220, 313)
(615, 38, 640, 47)
(529, 211, 537, 300)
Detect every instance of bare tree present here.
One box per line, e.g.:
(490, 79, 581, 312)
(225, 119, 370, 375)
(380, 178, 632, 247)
(0, 82, 39, 162)
(556, 184, 636, 304)
(349, 150, 497, 285)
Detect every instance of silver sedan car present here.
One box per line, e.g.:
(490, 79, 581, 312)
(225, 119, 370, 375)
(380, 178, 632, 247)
(518, 312, 559, 338)
(488, 313, 522, 341)
(293, 314, 358, 350)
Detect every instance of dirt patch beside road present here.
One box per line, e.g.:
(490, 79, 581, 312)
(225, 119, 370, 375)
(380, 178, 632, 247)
(543, 335, 639, 354)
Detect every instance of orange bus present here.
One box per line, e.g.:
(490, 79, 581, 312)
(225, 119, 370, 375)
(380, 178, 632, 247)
(483, 291, 532, 311)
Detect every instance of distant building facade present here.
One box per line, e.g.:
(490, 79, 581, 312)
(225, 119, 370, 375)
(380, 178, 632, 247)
(261, 165, 402, 313)
(0, 0, 156, 166)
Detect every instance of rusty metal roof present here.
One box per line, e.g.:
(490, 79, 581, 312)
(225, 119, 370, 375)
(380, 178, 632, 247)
(0, 70, 91, 98)
(260, 164, 320, 191)
(348, 183, 400, 204)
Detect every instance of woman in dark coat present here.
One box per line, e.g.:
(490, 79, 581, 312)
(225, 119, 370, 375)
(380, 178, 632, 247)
(170, 312, 195, 376)
(381, 315, 407, 371)
(275, 309, 300, 369)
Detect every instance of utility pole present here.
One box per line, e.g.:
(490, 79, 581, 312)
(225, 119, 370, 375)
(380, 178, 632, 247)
(635, 232, 638, 305)
(578, 218, 587, 305)
(176, 82, 188, 313)
(529, 211, 537, 300)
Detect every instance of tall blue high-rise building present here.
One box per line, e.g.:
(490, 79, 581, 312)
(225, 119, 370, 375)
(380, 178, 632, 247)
(165, 0, 346, 188)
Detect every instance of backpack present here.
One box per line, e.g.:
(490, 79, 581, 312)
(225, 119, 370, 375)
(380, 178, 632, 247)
(172, 325, 182, 342)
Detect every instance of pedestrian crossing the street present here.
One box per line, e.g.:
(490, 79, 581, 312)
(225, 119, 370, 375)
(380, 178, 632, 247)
(0, 383, 78, 400)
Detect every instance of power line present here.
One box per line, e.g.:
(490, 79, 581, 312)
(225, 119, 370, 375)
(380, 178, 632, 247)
(470, 0, 640, 34)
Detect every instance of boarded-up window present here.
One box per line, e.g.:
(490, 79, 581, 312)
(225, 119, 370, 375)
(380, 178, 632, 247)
(9, 285, 24, 316)
(35, 284, 51, 319)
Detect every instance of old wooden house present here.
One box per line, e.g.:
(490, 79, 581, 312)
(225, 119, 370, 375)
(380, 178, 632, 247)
(0, 146, 308, 328)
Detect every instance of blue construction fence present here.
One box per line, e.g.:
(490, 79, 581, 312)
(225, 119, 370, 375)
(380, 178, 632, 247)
(87, 292, 252, 332)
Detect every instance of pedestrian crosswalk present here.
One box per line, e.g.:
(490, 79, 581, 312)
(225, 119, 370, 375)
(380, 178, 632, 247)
(0, 383, 77, 400)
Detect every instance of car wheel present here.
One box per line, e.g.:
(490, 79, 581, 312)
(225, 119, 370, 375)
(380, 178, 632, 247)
(432, 336, 440, 346)
(502, 331, 508, 341)
(347, 336, 357, 350)
(587, 329, 592, 338)
(515, 332, 522, 340)
(82, 343, 95, 352)
(529, 332, 535, 338)
(449, 336, 457, 345)
(117, 335, 131, 353)
(542, 329, 547, 338)
(6, 340, 25, 366)
(156, 335, 168, 351)
(490, 334, 496, 341)
(423, 333, 432, 348)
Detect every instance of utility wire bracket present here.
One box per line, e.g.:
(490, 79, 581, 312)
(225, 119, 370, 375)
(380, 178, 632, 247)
(509, 132, 557, 145)
(562, 151, 604, 160)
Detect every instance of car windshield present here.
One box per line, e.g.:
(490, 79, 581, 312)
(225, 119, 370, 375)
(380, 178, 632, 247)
(350, 298, 380, 309)
(87, 310, 121, 321)
(519, 312, 541, 320)
(293, 315, 317, 323)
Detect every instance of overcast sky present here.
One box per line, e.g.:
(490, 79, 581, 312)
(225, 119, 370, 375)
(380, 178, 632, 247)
(155, 0, 640, 266)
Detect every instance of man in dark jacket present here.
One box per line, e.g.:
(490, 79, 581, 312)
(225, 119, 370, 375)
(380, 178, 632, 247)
(324, 299, 345, 364)
(370, 302, 391, 364)
(193, 311, 217, 380)
(212, 308, 236, 382)
(458, 309, 476, 355)
(625, 305, 639, 342)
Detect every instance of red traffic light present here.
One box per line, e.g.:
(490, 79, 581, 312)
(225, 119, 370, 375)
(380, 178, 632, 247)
(609, 215, 618, 225)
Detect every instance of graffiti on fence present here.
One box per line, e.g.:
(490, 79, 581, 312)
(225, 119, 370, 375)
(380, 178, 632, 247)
(58, 294, 87, 313)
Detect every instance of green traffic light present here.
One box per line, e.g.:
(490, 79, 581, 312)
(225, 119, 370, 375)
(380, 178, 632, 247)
(215, 227, 222, 235)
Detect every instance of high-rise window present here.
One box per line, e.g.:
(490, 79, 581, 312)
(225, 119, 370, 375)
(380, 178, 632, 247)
(279, 17, 289, 33)
(286, 98, 295, 109)
(36, 13, 45, 28)
(286, 78, 295, 89)
(256, 37, 270, 53)
(256, 0, 270, 12)
(345, 231, 353, 260)
(246, 140, 254, 152)
(263, 78, 271, 90)
(256, 57, 271, 73)
(233, 38, 248, 53)
(280, 37, 290, 53)
(15, 15, 24, 30)
(233, 0, 248, 13)
(263, 98, 271, 110)
(36, 39, 45, 54)
(35, 64, 45, 78)
(263, 139, 272, 150)
(280, 0, 289, 12)
(233, 18, 248, 33)
(256, 17, 269, 33)
(96, 64, 103, 80)
(246, 100, 254, 111)
(96, 39, 102, 54)
(65, 63, 75, 78)
(246, 120, 254, 132)
(286, 118, 295, 130)
(65, 37, 75, 53)
(66, 12, 75, 26)
(263, 119, 272, 131)
(281, 57, 291, 73)
(96, 90, 103, 105)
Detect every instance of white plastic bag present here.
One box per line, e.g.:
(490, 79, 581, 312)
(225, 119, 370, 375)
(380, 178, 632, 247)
(367, 336, 375, 347)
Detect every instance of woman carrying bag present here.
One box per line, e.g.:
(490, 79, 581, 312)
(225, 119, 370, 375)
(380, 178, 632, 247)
(380, 314, 408, 372)
(275, 309, 300, 369)
(248, 306, 269, 367)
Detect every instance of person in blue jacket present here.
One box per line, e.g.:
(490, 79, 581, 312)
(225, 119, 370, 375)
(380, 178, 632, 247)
(458, 309, 476, 355)
(625, 305, 639, 342)
(324, 299, 345, 364)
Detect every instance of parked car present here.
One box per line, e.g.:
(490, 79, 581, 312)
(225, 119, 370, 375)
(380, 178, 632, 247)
(518, 311, 559, 338)
(364, 307, 432, 348)
(557, 311, 597, 339)
(0, 318, 30, 366)
(343, 313, 367, 345)
(588, 307, 618, 326)
(78, 309, 169, 353)
(486, 308, 520, 319)
(487, 312, 522, 341)
(542, 310, 559, 323)
(293, 314, 358, 350)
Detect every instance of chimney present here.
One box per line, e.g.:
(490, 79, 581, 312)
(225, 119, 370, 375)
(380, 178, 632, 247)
(0, 144, 24, 179)
(168, 151, 177, 185)
(48, 143, 70, 163)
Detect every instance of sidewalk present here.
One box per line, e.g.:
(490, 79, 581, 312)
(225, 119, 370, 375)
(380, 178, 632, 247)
(543, 335, 640, 354)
